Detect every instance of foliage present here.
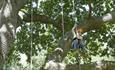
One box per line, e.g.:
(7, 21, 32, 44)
(7, 49, 46, 70)
(7, 0, 115, 69)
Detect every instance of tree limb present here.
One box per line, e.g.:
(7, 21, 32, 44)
(23, 13, 63, 30)
(77, 11, 115, 33)
(23, 14, 54, 23)
(23, 11, 115, 33)
(44, 60, 115, 70)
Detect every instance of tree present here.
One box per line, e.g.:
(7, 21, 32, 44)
(0, 0, 27, 69)
(0, 0, 115, 70)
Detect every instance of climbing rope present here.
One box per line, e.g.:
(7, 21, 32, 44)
(61, 0, 64, 38)
(72, 0, 77, 24)
(30, 1, 33, 70)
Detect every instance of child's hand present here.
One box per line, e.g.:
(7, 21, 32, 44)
(76, 30, 83, 39)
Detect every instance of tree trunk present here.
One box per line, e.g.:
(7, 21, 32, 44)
(0, 0, 26, 69)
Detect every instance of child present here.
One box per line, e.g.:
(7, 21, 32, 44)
(72, 26, 84, 49)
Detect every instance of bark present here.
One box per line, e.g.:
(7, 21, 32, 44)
(0, 0, 27, 69)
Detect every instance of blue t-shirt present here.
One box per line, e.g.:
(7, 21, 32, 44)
(72, 38, 84, 49)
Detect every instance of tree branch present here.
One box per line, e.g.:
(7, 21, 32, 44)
(23, 11, 115, 33)
(23, 13, 63, 31)
(23, 14, 54, 23)
(44, 60, 115, 70)
(77, 11, 115, 33)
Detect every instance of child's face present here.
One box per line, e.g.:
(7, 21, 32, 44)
(75, 28, 81, 34)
